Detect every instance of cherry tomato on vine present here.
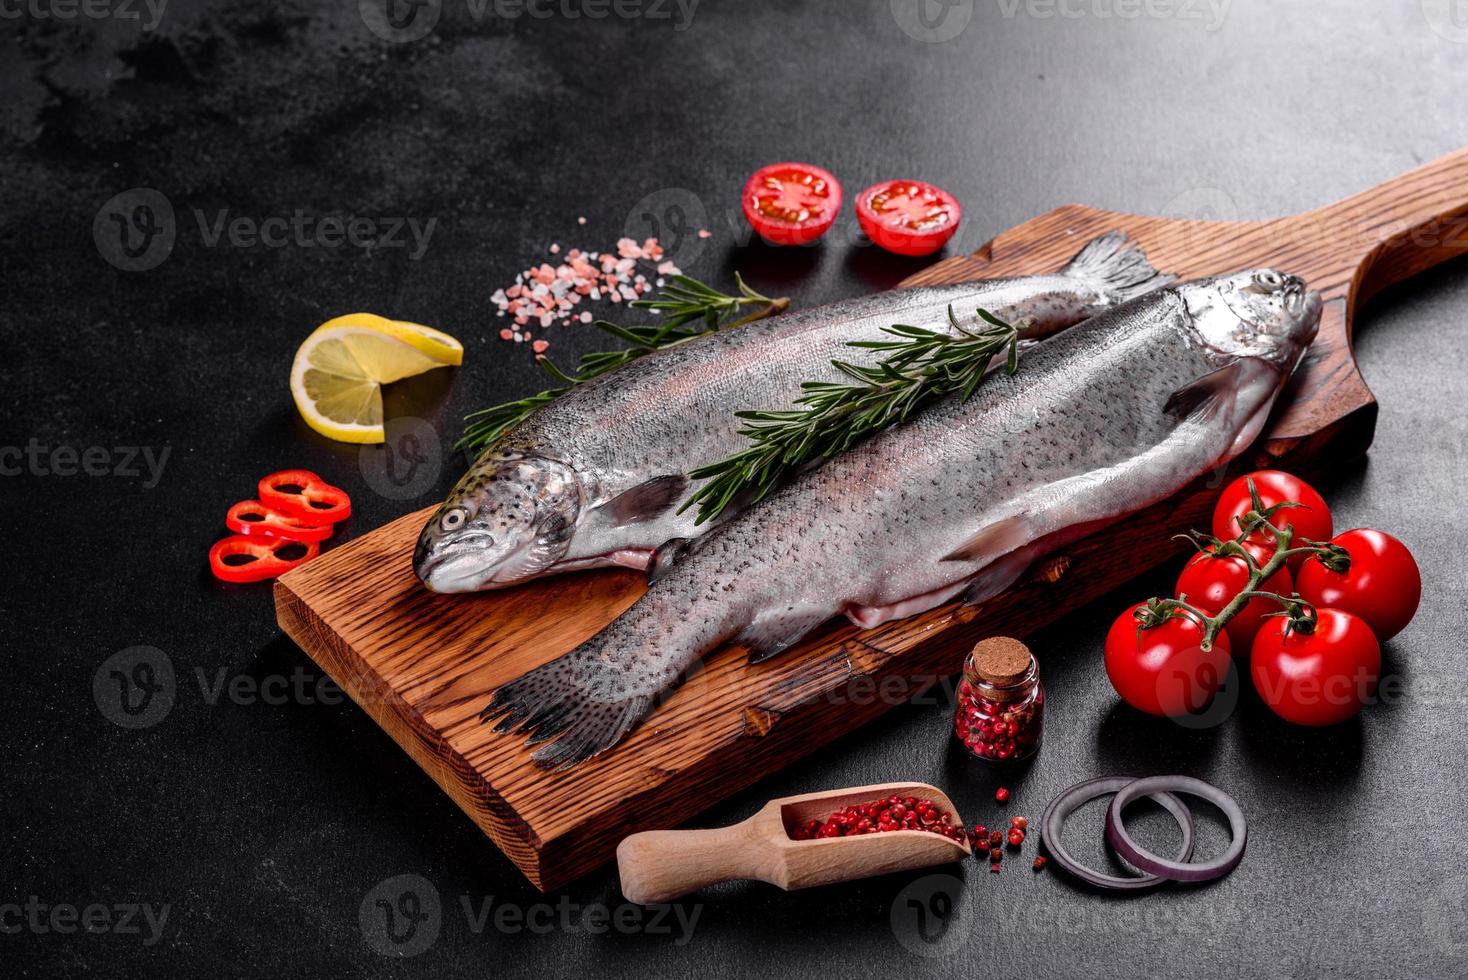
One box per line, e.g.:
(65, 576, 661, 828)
(1250, 608, 1381, 726)
(1104, 603, 1231, 717)
(741, 162, 843, 246)
(854, 179, 963, 256)
(1211, 470, 1333, 572)
(1176, 541, 1292, 653)
(1296, 528, 1421, 641)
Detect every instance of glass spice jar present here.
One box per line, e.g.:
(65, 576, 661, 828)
(954, 637, 1044, 763)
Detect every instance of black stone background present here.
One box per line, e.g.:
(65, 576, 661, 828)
(4, 1, 1467, 976)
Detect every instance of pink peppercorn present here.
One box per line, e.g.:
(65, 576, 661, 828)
(955, 637, 1044, 765)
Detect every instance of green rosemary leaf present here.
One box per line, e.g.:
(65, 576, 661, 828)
(457, 274, 789, 454)
(684, 307, 1022, 525)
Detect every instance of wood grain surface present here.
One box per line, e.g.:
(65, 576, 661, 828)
(275, 148, 1468, 891)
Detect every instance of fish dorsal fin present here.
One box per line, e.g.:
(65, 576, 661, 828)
(941, 512, 1033, 564)
(590, 474, 689, 527)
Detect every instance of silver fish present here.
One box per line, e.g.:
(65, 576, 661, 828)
(482, 269, 1322, 769)
(415, 232, 1173, 592)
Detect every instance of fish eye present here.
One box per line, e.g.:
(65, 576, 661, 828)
(1254, 269, 1283, 290)
(441, 507, 467, 531)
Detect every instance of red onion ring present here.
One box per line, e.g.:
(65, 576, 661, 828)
(1105, 775, 1247, 883)
(1040, 777, 1196, 892)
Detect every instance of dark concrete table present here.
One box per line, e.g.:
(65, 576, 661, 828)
(5, 1, 1466, 976)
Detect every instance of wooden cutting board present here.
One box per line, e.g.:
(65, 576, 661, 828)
(276, 148, 1468, 891)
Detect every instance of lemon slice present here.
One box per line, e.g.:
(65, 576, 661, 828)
(291, 313, 462, 444)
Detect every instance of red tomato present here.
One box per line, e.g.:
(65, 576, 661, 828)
(1211, 470, 1333, 572)
(1296, 529, 1421, 641)
(1104, 603, 1231, 717)
(854, 179, 962, 256)
(1250, 608, 1381, 726)
(1176, 541, 1292, 653)
(741, 162, 842, 246)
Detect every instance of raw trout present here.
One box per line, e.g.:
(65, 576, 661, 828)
(483, 269, 1322, 769)
(415, 233, 1172, 592)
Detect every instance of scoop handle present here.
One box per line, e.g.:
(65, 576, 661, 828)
(617, 820, 775, 904)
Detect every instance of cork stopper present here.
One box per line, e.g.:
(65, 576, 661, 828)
(968, 637, 1033, 686)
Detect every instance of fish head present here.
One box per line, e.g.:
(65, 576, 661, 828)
(413, 453, 582, 592)
(1180, 268, 1322, 372)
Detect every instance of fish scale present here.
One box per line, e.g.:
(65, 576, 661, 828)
(417, 232, 1174, 592)
(484, 270, 1322, 769)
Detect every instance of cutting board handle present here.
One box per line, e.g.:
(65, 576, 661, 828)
(617, 820, 774, 904)
(1296, 146, 1468, 306)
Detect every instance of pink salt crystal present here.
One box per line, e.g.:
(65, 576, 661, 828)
(579, 311, 593, 323)
(532, 339, 550, 353)
(539, 313, 553, 327)
(549, 243, 561, 254)
(578, 216, 587, 225)
(657, 260, 680, 275)
(697, 229, 711, 239)
(616, 237, 641, 259)
(499, 328, 513, 340)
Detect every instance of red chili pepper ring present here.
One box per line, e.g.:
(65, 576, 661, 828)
(257, 469, 351, 526)
(209, 535, 320, 583)
(225, 499, 333, 543)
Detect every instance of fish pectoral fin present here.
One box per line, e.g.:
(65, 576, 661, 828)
(590, 474, 689, 527)
(738, 608, 831, 664)
(1163, 360, 1273, 424)
(646, 537, 691, 584)
(940, 512, 1033, 564)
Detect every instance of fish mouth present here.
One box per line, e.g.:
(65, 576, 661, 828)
(416, 540, 505, 593)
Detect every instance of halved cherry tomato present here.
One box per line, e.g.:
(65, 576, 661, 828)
(741, 162, 843, 246)
(1104, 603, 1231, 717)
(854, 179, 962, 257)
(1176, 541, 1292, 654)
(1296, 528, 1421, 641)
(1250, 607, 1380, 726)
(209, 535, 320, 583)
(258, 469, 351, 526)
(1211, 470, 1332, 572)
(226, 499, 333, 543)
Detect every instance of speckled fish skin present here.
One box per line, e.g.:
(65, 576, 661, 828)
(416, 232, 1173, 592)
(482, 269, 1321, 769)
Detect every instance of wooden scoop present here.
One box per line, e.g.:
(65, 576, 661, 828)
(616, 781, 970, 904)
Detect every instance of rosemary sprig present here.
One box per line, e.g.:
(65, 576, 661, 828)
(682, 308, 1022, 525)
(457, 274, 788, 453)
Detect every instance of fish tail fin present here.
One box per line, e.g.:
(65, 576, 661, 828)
(481, 653, 654, 771)
(1060, 230, 1175, 303)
